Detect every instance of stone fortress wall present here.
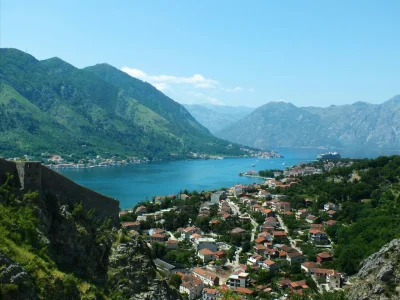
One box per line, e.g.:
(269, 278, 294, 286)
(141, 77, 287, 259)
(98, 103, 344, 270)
(0, 158, 120, 223)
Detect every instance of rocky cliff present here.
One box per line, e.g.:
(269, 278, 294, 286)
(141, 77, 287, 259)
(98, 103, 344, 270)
(348, 239, 400, 300)
(0, 163, 179, 299)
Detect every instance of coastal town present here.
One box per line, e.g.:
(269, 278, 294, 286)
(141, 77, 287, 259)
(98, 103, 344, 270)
(119, 159, 354, 299)
(5, 148, 282, 170)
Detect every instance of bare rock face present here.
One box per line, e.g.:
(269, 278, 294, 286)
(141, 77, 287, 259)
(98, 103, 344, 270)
(107, 238, 181, 300)
(0, 252, 37, 300)
(349, 239, 400, 300)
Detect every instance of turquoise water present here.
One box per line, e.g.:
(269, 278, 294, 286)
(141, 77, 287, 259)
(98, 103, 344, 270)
(59, 147, 398, 209)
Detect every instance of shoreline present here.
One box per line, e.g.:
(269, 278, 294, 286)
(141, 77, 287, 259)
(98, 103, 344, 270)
(46, 155, 285, 171)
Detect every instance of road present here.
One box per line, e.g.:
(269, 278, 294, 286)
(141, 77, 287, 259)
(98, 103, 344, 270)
(167, 231, 178, 241)
(228, 198, 257, 243)
(250, 217, 258, 242)
(227, 199, 240, 216)
(276, 214, 302, 253)
(234, 247, 242, 266)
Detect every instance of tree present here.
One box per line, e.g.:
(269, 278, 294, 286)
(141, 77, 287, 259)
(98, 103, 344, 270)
(168, 274, 182, 289)
(241, 240, 251, 253)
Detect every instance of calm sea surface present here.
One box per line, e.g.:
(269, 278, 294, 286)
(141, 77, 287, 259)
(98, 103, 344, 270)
(59, 147, 399, 209)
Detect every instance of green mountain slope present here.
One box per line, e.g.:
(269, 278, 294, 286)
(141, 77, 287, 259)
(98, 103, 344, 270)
(0, 48, 244, 159)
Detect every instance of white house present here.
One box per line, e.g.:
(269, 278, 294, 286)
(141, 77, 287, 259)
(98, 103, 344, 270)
(198, 248, 216, 263)
(180, 275, 204, 300)
(181, 227, 201, 240)
(247, 254, 264, 266)
(195, 238, 217, 252)
(202, 288, 220, 300)
(262, 259, 278, 272)
(193, 268, 219, 286)
(324, 202, 339, 211)
(227, 270, 249, 288)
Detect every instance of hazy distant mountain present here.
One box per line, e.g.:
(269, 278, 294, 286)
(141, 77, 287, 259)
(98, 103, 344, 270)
(184, 103, 254, 133)
(0, 48, 248, 159)
(216, 98, 400, 150)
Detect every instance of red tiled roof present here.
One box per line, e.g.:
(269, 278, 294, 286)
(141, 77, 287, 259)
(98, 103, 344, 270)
(203, 288, 218, 295)
(302, 262, 317, 269)
(151, 233, 165, 238)
(309, 229, 323, 234)
(121, 222, 136, 227)
(273, 231, 287, 236)
(233, 287, 254, 295)
(193, 267, 218, 281)
(255, 237, 266, 244)
(287, 252, 303, 258)
(317, 252, 333, 258)
(166, 239, 179, 244)
(325, 220, 337, 225)
(263, 259, 275, 266)
(199, 248, 215, 255)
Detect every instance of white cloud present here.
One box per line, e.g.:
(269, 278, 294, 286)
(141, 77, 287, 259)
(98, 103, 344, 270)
(221, 86, 243, 93)
(152, 83, 171, 91)
(187, 91, 225, 106)
(121, 67, 219, 89)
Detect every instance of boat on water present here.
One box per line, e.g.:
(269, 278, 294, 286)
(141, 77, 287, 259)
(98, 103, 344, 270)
(252, 164, 255, 167)
(317, 152, 341, 160)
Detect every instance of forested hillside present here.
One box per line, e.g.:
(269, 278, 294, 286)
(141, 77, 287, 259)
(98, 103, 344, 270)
(0, 48, 245, 160)
(282, 156, 400, 275)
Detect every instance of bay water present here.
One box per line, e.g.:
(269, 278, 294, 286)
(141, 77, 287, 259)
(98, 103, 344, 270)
(59, 147, 398, 209)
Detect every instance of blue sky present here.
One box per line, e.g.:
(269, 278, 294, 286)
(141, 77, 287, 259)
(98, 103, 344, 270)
(1, 0, 400, 108)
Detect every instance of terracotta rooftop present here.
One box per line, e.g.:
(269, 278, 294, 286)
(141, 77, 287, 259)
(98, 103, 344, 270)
(273, 231, 287, 236)
(233, 287, 254, 295)
(193, 267, 218, 280)
(263, 259, 275, 266)
(302, 262, 317, 269)
(317, 252, 333, 258)
(199, 248, 215, 255)
(166, 239, 179, 244)
(287, 252, 304, 258)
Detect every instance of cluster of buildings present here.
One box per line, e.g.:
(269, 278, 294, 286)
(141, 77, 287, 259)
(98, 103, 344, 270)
(118, 159, 350, 299)
(39, 154, 149, 169)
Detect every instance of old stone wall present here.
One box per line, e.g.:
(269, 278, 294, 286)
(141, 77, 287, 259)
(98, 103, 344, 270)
(0, 158, 21, 187)
(16, 162, 42, 191)
(41, 166, 120, 223)
(0, 158, 119, 223)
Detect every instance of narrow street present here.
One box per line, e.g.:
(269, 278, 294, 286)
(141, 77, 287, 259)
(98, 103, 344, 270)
(250, 217, 257, 242)
(276, 214, 302, 253)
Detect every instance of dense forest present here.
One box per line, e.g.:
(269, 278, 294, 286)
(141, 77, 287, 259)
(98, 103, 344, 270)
(282, 155, 400, 275)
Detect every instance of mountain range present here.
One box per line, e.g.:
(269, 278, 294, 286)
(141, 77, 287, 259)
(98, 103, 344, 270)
(183, 104, 254, 133)
(0, 48, 246, 159)
(215, 98, 400, 150)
